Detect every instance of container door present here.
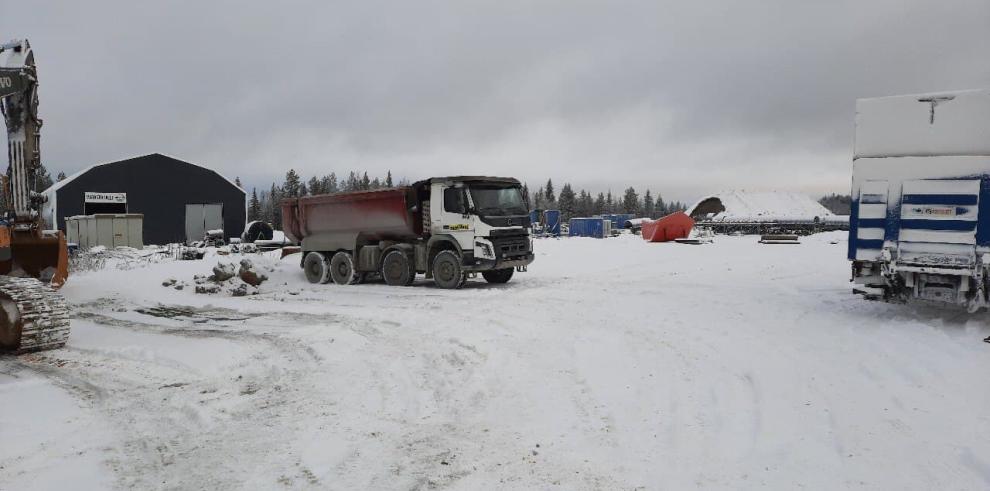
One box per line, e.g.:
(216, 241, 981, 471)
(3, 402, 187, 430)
(854, 180, 889, 261)
(204, 204, 223, 234)
(128, 216, 143, 248)
(185, 204, 205, 243)
(112, 216, 128, 248)
(86, 218, 97, 249)
(96, 216, 114, 248)
(897, 179, 980, 266)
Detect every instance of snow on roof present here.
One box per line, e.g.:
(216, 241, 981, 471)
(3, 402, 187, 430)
(688, 190, 834, 223)
(42, 153, 243, 196)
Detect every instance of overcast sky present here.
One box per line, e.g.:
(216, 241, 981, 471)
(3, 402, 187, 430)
(2, 0, 988, 203)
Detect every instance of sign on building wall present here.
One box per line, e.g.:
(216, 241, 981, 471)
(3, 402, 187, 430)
(84, 192, 127, 204)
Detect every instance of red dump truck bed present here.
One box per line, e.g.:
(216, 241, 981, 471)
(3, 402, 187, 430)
(281, 188, 423, 244)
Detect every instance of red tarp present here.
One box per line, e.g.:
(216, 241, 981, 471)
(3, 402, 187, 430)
(641, 212, 695, 242)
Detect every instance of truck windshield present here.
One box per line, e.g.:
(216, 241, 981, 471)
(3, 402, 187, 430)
(468, 186, 528, 216)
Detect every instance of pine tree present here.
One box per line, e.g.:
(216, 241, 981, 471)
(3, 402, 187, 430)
(323, 173, 338, 194)
(57, 171, 66, 182)
(283, 169, 301, 197)
(544, 179, 555, 205)
(308, 176, 322, 195)
(31, 163, 53, 192)
(594, 192, 606, 215)
(248, 188, 261, 221)
(345, 171, 359, 191)
(534, 186, 545, 209)
(371, 177, 381, 189)
(385, 171, 393, 188)
(622, 187, 639, 214)
(299, 183, 308, 196)
(360, 172, 371, 190)
(605, 190, 614, 213)
(579, 190, 594, 217)
(655, 193, 666, 216)
(558, 183, 576, 220)
(643, 190, 654, 218)
(235, 177, 242, 188)
(269, 183, 282, 229)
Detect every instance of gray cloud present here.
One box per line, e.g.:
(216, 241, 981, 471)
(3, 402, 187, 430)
(3, 0, 988, 203)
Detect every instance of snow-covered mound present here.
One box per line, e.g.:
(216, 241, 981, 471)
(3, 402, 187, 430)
(688, 190, 839, 223)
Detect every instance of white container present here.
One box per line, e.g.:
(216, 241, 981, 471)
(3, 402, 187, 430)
(65, 214, 144, 249)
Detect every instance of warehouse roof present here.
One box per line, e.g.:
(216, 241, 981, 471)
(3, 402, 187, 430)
(42, 153, 242, 197)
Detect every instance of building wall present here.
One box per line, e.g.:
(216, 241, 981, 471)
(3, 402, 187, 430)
(53, 154, 245, 245)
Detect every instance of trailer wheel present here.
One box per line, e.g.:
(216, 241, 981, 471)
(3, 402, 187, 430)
(432, 250, 466, 289)
(482, 268, 514, 284)
(330, 251, 361, 285)
(381, 250, 415, 286)
(303, 252, 331, 284)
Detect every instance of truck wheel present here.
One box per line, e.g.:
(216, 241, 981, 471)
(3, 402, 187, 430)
(432, 250, 466, 289)
(303, 252, 331, 284)
(381, 250, 415, 286)
(330, 252, 361, 285)
(482, 268, 514, 284)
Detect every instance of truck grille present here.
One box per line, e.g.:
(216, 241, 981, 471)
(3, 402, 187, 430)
(491, 235, 530, 258)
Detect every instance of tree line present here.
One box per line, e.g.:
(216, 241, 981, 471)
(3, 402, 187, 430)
(523, 179, 688, 221)
(818, 193, 851, 215)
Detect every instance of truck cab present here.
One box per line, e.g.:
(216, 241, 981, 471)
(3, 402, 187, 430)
(417, 176, 534, 274)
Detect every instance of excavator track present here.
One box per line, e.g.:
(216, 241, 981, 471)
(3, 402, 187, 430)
(0, 276, 70, 353)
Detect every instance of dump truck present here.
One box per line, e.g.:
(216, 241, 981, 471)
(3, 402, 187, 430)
(849, 88, 990, 311)
(281, 176, 534, 288)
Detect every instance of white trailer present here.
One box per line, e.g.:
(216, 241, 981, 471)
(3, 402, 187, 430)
(849, 88, 990, 310)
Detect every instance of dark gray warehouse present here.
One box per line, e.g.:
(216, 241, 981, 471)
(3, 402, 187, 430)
(41, 153, 246, 245)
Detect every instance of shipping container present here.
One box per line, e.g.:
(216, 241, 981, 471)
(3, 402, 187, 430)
(64, 214, 144, 249)
(568, 217, 611, 238)
(544, 210, 561, 236)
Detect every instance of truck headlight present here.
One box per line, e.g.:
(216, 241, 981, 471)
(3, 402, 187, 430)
(475, 240, 494, 259)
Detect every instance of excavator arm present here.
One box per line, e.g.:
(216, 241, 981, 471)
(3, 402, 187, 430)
(0, 39, 43, 217)
(0, 39, 70, 353)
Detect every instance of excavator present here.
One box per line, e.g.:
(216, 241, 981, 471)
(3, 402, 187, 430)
(0, 39, 70, 353)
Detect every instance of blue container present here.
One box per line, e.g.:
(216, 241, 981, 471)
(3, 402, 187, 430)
(569, 217, 607, 238)
(529, 209, 540, 226)
(544, 209, 561, 236)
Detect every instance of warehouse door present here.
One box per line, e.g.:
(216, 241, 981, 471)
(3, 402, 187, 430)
(185, 203, 224, 243)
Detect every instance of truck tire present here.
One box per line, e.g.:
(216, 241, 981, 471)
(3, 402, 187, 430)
(303, 252, 331, 284)
(330, 251, 361, 285)
(381, 250, 415, 286)
(482, 268, 514, 284)
(432, 250, 466, 289)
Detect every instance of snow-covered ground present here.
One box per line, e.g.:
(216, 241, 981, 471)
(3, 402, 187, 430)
(2, 232, 989, 490)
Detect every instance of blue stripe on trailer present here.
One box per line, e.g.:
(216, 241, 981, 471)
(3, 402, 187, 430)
(899, 219, 977, 231)
(847, 200, 859, 260)
(858, 218, 886, 229)
(902, 194, 978, 205)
